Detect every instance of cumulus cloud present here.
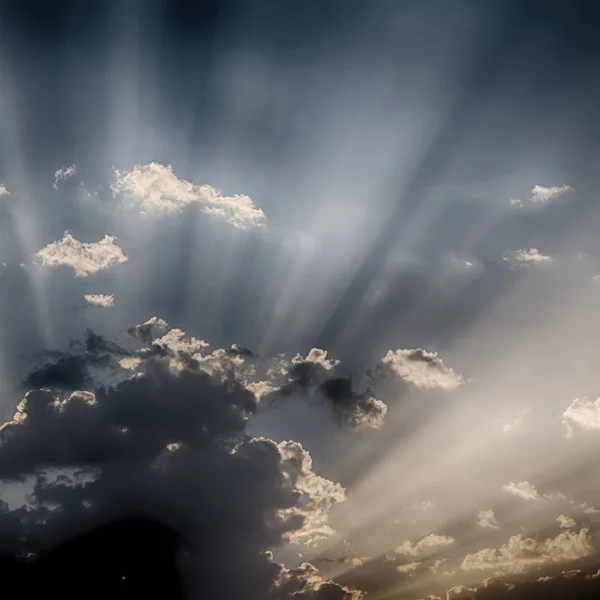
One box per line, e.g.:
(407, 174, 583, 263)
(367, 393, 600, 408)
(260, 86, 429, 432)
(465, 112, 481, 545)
(562, 396, 600, 438)
(84, 294, 114, 308)
(503, 248, 553, 267)
(530, 184, 572, 203)
(460, 528, 593, 574)
(53, 164, 77, 189)
(35, 233, 128, 277)
(501, 481, 541, 501)
(0, 183, 9, 197)
(0, 325, 359, 600)
(395, 533, 455, 557)
(382, 349, 465, 390)
(477, 509, 500, 530)
(111, 162, 266, 230)
(557, 515, 576, 529)
(277, 440, 346, 547)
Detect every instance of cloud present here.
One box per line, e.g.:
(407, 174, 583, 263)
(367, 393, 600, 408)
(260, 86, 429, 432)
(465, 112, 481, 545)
(0, 326, 360, 599)
(557, 515, 576, 529)
(395, 533, 455, 557)
(382, 349, 466, 390)
(53, 165, 77, 189)
(84, 294, 114, 308)
(396, 561, 420, 573)
(318, 378, 387, 429)
(530, 184, 572, 204)
(267, 348, 388, 429)
(270, 562, 363, 599)
(111, 162, 266, 230)
(509, 198, 522, 207)
(460, 528, 593, 575)
(0, 183, 10, 197)
(34, 233, 128, 277)
(562, 397, 600, 437)
(477, 509, 500, 530)
(503, 248, 553, 267)
(277, 440, 346, 547)
(501, 481, 541, 501)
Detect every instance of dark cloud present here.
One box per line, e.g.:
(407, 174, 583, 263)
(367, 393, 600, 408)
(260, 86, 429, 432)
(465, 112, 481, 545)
(319, 378, 386, 429)
(24, 330, 130, 391)
(0, 328, 361, 600)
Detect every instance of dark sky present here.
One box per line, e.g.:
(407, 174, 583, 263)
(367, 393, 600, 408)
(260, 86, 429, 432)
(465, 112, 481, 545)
(2, 1, 600, 599)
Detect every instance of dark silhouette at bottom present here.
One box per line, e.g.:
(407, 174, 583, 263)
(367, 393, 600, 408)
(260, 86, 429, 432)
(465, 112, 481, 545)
(0, 517, 185, 599)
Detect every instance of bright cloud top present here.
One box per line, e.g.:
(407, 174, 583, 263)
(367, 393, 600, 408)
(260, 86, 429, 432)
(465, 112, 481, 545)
(35, 233, 128, 277)
(562, 396, 600, 437)
(53, 164, 77, 189)
(0, 183, 9, 197)
(111, 162, 266, 230)
(382, 349, 466, 390)
(84, 294, 115, 307)
(530, 184, 572, 203)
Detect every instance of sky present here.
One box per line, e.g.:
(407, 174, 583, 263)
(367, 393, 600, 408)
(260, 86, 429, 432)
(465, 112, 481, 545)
(2, 0, 600, 598)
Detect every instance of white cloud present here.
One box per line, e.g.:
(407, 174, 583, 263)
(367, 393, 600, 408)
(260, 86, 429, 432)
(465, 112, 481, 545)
(35, 233, 128, 277)
(396, 561, 420, 573)
(562, 397, 600, 437)
(111, 162, 266, 230)
(477, 509, 500, 530)
(557, 514, 576, 529)
(530, 184, 572, 203)
(382, 349, 465, 390)
(291, 348, 340, 371)
(509, 198, 522, 207)
(84, 294, 115, 307)
(461, 528, 593, 574)
(395, 533, 455, 557)
(503, 248, 553, 267)
(502, 481, 541, 501)
(53, 164, 77, 189)
(0, 183, 10, 197)
(275, 440, 347, 547)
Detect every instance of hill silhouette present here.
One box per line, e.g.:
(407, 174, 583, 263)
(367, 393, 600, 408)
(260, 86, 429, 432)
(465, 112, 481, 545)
(0, 517, 184, 599)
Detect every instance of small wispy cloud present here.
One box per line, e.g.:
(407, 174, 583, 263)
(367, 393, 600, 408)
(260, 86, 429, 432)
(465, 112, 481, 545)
(84, 294, 115, 308)
(509, 184, 572, 208)
(111, 162, 266, 230)
(503, 248, 553, 267)
(53, 164, 77, 189)
(35, 232, 128, 277)
(395, 533, 455, 557)
(382, 349, 466, 390)
(557, 514, 576, 529)
(530, 184, 572, 203)
(477, 509, 500, 530)
(502, 481, 541, 501)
